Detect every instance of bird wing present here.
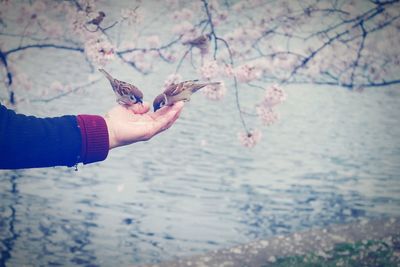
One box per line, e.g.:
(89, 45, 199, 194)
(163, 80, 197, 96)
(190, 82, 220, 93)
(116, 80, 139, 95)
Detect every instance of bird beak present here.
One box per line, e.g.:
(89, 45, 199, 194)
(137, 98, 143, 104)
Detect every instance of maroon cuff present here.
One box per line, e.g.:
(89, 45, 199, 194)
(77, 115, 109, 164)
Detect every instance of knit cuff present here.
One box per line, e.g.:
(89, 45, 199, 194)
(77, 115, 109, 164)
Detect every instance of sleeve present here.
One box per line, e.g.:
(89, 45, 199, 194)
(0, 104, 109, 169)
(76, 115, 109, 165)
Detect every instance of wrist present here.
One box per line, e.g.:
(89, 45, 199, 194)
(103, 115, 117, 150)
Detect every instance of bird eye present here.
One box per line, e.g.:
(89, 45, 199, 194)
(159, 101, 165, 107)
(129, 95, 136, 101)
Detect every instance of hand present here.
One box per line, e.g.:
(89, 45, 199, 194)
(103, 101, 184, 150)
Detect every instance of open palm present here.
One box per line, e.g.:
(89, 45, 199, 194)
(104, 102, 184, 149)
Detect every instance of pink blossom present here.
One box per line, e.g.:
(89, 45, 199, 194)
(131, 51, 152, 72)
(305, 61, 321, 78)
(202, 81, 226, 101)
(273, 54, 297, 70)
(200, 139, 208, 147)
(121, 7, 143, 25)
(214, 10, 228, 24)
(232, 1, 246, 12)
(32, 0, 46, 13)
(131, 50, 146, 63)
(172, 21, 194, 35)
(84, 37, 115, 66)
(260, 84, 286, 108)
(342, 1, 359, 18)
(50, 81, 64, 92)
(256, 107, 279, 126)
(117, 184, 125, 192)
(118, 40, 136, 51)
(172, 8, 193, 21)
(238, 129, 262, 148)
(166, 0, 179, 6)
(68, 10, 88, 37)
(38, 17, 63, 37)
(17, 4, 35, 24)
(164, 73, 182, 87)
(0, 0, 11, 10)
(223, 64, 234, 77)
(163, 52, 177, 63)
(13, 71, 32, 91)
(234, 64, 262, 83)
(148, 50, 160, 58)
(172, 21, 197, 42)
(55, 1, 72, 14)
(146, 35, 161, 48)
(200, 60, 220, 80)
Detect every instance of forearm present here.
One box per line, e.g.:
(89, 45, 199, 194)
(0, 104, 109, 169)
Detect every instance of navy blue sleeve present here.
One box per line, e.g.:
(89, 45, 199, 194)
(0, 104, 82, 169)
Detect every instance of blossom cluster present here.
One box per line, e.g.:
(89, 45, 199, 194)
(202, 81, 226, 101)
(163, 73, 182, 87)
(200, 60, 220, 80)
(235, 84, 286, 147)
(2, 0, 399, 148)
(234, 64, 262, 83)
(84, 36, 115, 66)
(121, 7, 143, 25)
(257, 84, 286, 126)
(237, 129, 262, 148)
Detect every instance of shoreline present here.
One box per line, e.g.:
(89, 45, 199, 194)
(139, 217, 400, 267)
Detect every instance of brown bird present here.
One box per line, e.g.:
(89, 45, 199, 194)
(99, 68, 143, 106)
(182, 34, 211, 54)
(153, 80, 220, 111)
(88, 11, 106, 26)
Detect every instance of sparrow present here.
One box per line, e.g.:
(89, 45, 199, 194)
(182, 34, 211, 54)
(153, 80, 220, 111)
(99, 68, 143, 106)
(88, 11, 106, 26)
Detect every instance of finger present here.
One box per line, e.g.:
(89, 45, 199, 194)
(161, 109, 182, 131)
(154, 102, 183, 123)
(150, 101, 184, 119)
(128, 102, 150, 114)
(159, 107, 182, 131)
(151, 102, 184, 133)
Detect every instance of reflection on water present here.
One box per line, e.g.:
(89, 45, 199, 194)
(1, 86, 400, 266)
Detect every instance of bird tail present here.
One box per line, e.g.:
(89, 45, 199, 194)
(98, 68, 113, 81)
(192, 82, 221, 93)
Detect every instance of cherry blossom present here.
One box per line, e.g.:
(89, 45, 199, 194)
(50, 81, 64, 92)
(202, 81, 226, 101)
(234, 64, 262, 83)
(200, 60, 220, 80)
(238, 129, 262, 148)
(121, 7, 142, 25)
(163, 73, 182, 87)
(84, 36, 115, 66)
(256, 107, 279, 126)
(172, 8, 194, 21)
(261, 84, 286, 108)
(172, 21, 197, 42)
(146, 35, 161, 48)
(1, 0, 399, 147)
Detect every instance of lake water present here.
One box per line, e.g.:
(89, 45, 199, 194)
(1, 82, 400, 266)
